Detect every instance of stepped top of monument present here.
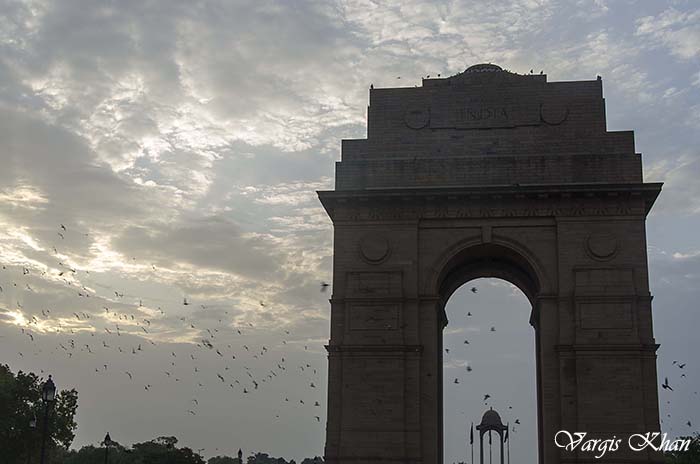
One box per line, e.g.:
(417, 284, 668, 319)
(332, 64, 649, 190)
(345, 64, 627, 157)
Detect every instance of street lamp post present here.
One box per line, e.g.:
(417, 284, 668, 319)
(103, 433, 112, 464)
(39, 375, 56, 464)
(26, 414, 37, 464)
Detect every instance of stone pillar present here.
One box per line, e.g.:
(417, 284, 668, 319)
(552, 216, 663, 464)
(536, 296, 563, 464)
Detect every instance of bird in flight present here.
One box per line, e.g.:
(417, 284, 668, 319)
(662, 377, 673, 391)
(471, 287, 477, 293)
(490, 326, 496, 332)
(320, 282, 330, 292)
(483, 394, 491, 401)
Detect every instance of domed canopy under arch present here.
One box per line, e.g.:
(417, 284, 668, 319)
(476, 407, 508, 434)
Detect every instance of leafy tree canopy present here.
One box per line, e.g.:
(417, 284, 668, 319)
(664, 433, 700, 464)
(1, 365, 327, 464)
(64, 436, 205, 464)
(207, 456, 239, 464)
(242, 452, 322, 464)
(0, 364, 78, 464)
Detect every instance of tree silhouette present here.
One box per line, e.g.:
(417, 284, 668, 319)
(0, 364, 78, 464)
(131, 436, 205, 463)
(2, 365, 328, 464)
(664, 433, 700, 464)
(208, 456, 239, 464)
(64, 435, 206, 463)
(62, 440, 132, 464)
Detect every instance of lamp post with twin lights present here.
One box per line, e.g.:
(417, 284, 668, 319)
(39, 375, 56, 464)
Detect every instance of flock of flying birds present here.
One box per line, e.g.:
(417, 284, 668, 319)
(1, 222, 332, 453)
(443, 286, 526, 434)
(0, 222, 697, 453)
(660, 361, 697, 431)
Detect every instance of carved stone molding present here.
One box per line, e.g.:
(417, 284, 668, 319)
(319, 183, 661, 223)
(336, 202, 643, 222)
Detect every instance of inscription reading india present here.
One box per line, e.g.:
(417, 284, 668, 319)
(455, 106, 508, 122)
(428, 98, 540, 129)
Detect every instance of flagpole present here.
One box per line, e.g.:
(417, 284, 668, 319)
(470, 422, 474, 464)
(506, 423, 510, 464)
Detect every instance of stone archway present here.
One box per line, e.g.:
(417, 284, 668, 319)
(435, 242, 544, 464)
(440, 277, 537, 464)
(318, 64, 663, 464)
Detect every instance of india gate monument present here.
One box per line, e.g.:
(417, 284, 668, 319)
(318, 64, 663, 464)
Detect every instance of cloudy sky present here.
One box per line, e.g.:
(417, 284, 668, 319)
(1, 0, 699, 462)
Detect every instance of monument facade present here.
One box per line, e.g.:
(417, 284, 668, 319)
(318, 64, 662, 464)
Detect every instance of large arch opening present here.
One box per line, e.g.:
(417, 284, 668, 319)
(436, 243, 543, 464)
(442, 278, 538, 464)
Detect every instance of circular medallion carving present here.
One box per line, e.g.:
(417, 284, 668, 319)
(404, 107, 430, 129)
(540, 103, 569, 125)
(359, 234, 390, 264)
(586, 233, 618, 260)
